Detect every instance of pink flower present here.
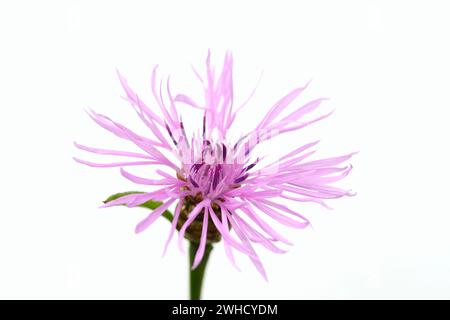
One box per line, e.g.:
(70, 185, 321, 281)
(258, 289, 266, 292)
(75, 51, 355, 279)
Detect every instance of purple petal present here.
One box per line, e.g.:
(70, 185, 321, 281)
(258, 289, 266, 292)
(116, 69, 164, 126)
(251, 201, 309, 229)
(280, 98, 327, 123)
(209, 205, 257, 257)
(239, 204, 293, 245)
(135, 198, 176, 233)
(174, 94, 205, 109)
(162, 200, 183, 256)
(74, 142, 152, 159)
(192, 206, 210, 269)
(257, 82, 309, 130)
(223, 207, 268, 281)
(73, 157, 156, 168)
(220, 207, 240, 270)
(120, 168, 175, 186)
(258, 198, 309, 222)
(178, 200, 208, 253)
(233, 213, 287, 254)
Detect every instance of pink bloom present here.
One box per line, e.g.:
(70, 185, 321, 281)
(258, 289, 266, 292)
(75, 52, 355, 279)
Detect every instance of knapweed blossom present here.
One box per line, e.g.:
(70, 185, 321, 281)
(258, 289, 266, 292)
(75, 52, 354, 280)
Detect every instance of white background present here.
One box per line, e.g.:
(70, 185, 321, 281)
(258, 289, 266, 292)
(1, 0, 449, 299)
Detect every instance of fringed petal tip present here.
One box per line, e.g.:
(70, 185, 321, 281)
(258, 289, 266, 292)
(275, 248, 289, 254)
(99, 199, 123, 209)
(83, 107, 95, 117)
(301, 220, 312, 229)
(349, 152, 360, 159)
(134, 225, 144, 234)
(230, 262, 242, 272)
(99, 201, 134, 209)
(115, 67, 122, 78)
(190, 262, 200, 271)
(327, 108, 336, 117)
(261, 271, 269, 282)
(178, 242, 186, 255)
(72, 156, 82, 163)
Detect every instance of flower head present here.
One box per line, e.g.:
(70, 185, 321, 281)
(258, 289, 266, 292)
(75, 51, 355, 279)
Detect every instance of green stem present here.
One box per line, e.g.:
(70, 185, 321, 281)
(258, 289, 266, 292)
(189, 241, 213, 300)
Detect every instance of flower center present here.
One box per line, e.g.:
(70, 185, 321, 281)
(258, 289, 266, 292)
(177, 140, 252, 200)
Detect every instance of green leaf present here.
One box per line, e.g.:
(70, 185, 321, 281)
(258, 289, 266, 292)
(103, 191, 174, 222)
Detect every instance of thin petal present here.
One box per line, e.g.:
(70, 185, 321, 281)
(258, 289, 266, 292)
(239, 204, 293, 245)
(223, 207, 268, 281)
(251, 201, 309, 229)
(209, 205, 257, 257)
(74, 142, 152, 159)
(278, 110, 334, 134)
(135, 198, 176, 233)
(73, 157, 156, 168)
(258, 198, 309, 222)
(178, 200, 208, 253)
(102, 189, 169, 208)
(174, 94, 206, 109)
(192, 206, 209, 269)
(257, 83, 309, 130)
(279, 193, 333, 209)
(220, 207, 240, 271)
(279, 98, 326, 123)
(293, 152, 357, 170)
(120, 168, 175, 186)
(116, 69, 164, 126)
(163, 200, 182, 256)
(233, 213, 287, 253)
